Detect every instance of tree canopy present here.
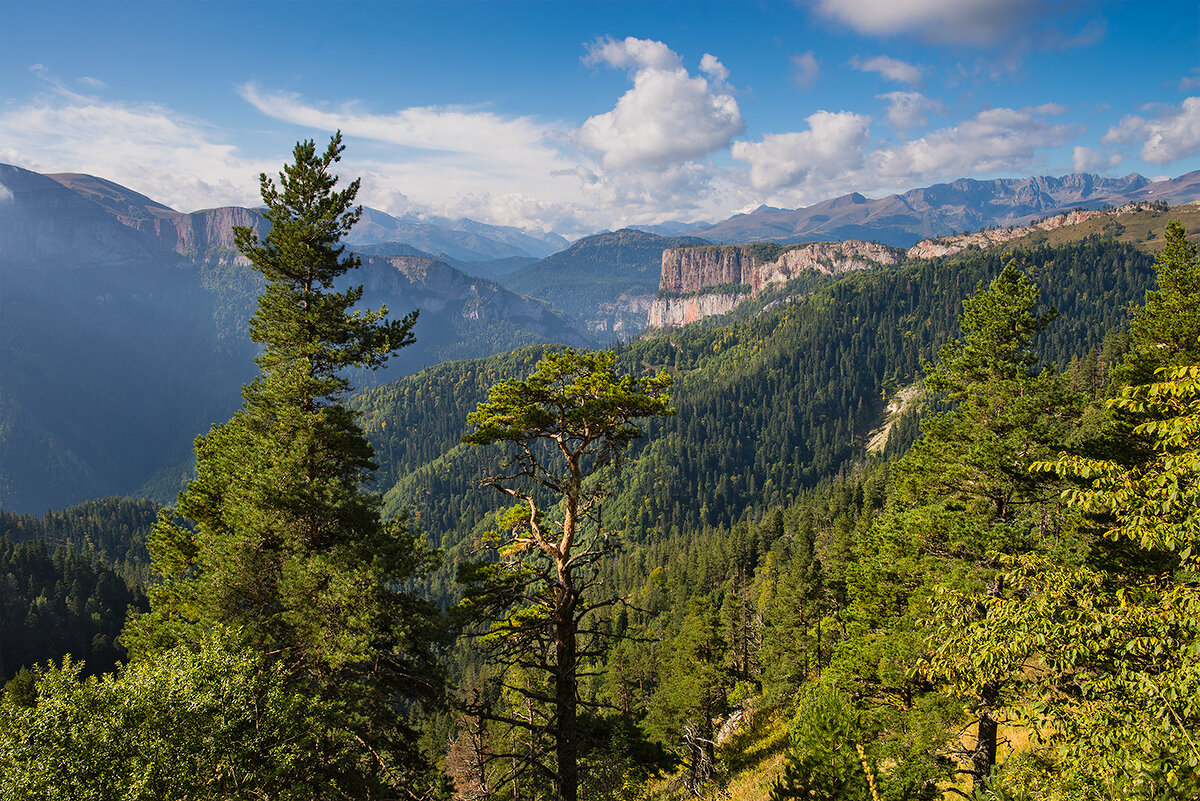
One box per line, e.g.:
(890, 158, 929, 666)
(120, 134, 440, 794)
(460, 348, 672, 801)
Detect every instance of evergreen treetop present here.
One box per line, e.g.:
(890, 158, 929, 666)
(123, 134, 438, 794)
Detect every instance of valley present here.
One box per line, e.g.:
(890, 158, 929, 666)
(2, 159, 1198, 801)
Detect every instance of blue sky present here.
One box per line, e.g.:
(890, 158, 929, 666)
(2, 0, 1198, 237)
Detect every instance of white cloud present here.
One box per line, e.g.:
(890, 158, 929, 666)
(1102, 97, 1200, 165)
(584, 36, 681, 72)
(0, 92, 267, 212)
(851, 55, 924, 86)
(577, 37, 743, 169)
(1072, 146, 1122, 172)
(792, 51, 820, 88)
(699, 53, 730, 83)
(816, 0, 1038, 46)
(879, 91, 943, 131)
(0, 61, 745, 238)
(239, 85, 560, 170)
(731, 110, 871, 191)
(868, 105, 1076, 182)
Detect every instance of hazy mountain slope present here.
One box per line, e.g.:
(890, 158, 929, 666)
(345, 207, 567, 261)
(0, 164, 591, 511)
(47, 172, 179, 221)
(0, 167, 255, 511)
(354, 254, 593, 377)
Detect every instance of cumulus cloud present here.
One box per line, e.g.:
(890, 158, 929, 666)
(868, 105, 1076, 183)
(577, 37, 743, 169)
(851, 55, 924, 86)
(815, 0, 1038, 47)
(1102, 97, 1200, 164)
(731, 110, 871, 191)
(792, 51, 820, 88)
(1072, 146, 1122, 172)
(879, 91, 943, 131)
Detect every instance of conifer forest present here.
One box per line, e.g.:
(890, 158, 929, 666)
(2, 137, 1199, 801)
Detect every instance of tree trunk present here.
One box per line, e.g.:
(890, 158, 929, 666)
(555, 590, 578, 801)
(972, 681, 1000, 793)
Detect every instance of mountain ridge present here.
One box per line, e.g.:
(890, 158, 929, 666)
(26, 166, 565, 263)
(637, 171, 1200, 247)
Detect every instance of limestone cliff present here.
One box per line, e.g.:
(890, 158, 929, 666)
(648, 240, 901, 328)
(647, 290, 750, 328)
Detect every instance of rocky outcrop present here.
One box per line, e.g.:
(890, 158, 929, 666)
(648, 240, 901, 328)
(647, 291, 749, 328)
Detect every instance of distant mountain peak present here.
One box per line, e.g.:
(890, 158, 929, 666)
(647, 170, 1198, 248)
(47, 172, 179, 220)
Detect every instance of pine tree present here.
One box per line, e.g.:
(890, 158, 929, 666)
(845, 260, 1078, 795)
(124, 134, 438, 794)
(648, 599, 729, 794)
(1119, 219, 1200, 385)
(771, 686, 875, 801)
(459, 348, 673, 801)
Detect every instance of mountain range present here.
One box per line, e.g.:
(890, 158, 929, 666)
(640, 171, 1200, 247)
(0, 164, 587, 511)
(2, 162, 1199, 512)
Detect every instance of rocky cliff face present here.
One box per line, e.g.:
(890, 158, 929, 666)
(161, 207, 266, 264)
(648, 240, 901, 328)
(647, 291, 750, 328)
(589, 293, 657, 337)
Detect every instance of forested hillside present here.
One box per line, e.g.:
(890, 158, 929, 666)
(0, 497, 156, 683)
(354, 235, 1157, 577)
(2, 176, 1195, 800)
(424, 223, 1199, 801)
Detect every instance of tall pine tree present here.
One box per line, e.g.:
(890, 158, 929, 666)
(125, 134, 439, 794)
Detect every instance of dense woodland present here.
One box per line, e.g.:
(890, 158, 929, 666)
(1, 140, 1197, 801)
